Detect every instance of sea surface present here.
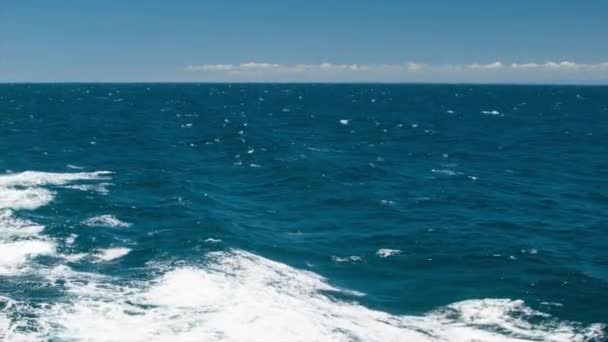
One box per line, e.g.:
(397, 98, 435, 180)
(0, 84, 606, 341)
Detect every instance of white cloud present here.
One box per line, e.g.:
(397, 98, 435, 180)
(407, 62, 427, 71)
(186, 64, 234, 71)
(240, 62, 280, 69)
(184, 61, 608, 83)
(510, 61, 579, 70)
(467, 61, 503, 69)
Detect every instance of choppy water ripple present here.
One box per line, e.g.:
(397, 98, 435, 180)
(0, 84, 606, 341)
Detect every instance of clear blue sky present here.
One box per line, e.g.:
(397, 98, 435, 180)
(1, 0, 607, 83)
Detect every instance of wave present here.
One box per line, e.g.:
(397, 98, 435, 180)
(0, 170, 111, 277)
(0, 171, 112, 210)
(94, 247, 131, 261)
(1, 250, 604, 341)
(0, 171, 112, 188)
(0, 187, 54, 211)
(64, 183, 111, 194)
(0, 240, 56, 276)
(0, 170, 604, 341)
(0, 208, 56, 276)
(82, 215, 131, 228)
(376, 248, 401, 258)
(0, 210, 45, 238)
(481, 110, 502, 115)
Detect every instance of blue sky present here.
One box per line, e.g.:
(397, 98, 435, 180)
(1, 0, 607, 83)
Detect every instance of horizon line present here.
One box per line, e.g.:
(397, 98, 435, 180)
(1, 81, 608, 86)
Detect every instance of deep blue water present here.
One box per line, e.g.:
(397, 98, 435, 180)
(0, 84, 606, 341)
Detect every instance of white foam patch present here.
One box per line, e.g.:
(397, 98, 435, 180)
(0, 188, 54, 210)
(64, 182, 111, 194)
(60, 253, 89, 263)
(0, 240, 56, 275)
(431, 169, 462, 176)
(0, 210, 45, 238)
(332, 255, 362, 263)
(66, 164, 84, 170)
(0, 170, 113, 278)
(65, 234, 77, 245)
(0, 171, 112, 210)
(0, 297, 14, 342)
(0, 318, 9, 341)
(376, 248, 401, 258)
(0, 171, 111, 188)
(82, 215, 131, 228)
(0, 295, 12, 335)
(94, 247, 131, 262)
(1, 250, 602, 341)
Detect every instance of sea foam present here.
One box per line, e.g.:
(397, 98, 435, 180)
(0, 170, 604, 341)
(0, 170, 111, 188)
(82, 215, 131, 228)
(0, 210, 45, 238)
(0, 188, 54, 211)
(0, 171, 113, 276)
(0, 171, 112, 210)
(94, 247, 131, 261)
(1, 250, 602, 341)
(376, 248, 401, 258)
(0, 240, 56, 275)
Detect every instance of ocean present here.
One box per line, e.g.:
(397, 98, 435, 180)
(0, 84, 606, 341)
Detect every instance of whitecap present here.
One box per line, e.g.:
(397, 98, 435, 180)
(481, 110, 502, 115)
(0, 314, 9, 341)
(305, 147, 327, 152)
(0, 171, 111, 188)
(0, 210, 45, 238)
(64, 182, 111, 194)
(0, 171, 111, 210)
(65, 234, 77, 245)
(541, 301, 564, 307)
(94, 247, 131, 262)
(82, 215, 131, 228)
(521, 249, 538, 255)
(0, 171, 110, 278)
(60, 253, 89, 263)
(0, 296, 17, 340)
(431, 169, 461, 176)
(339, 119, 350, 125)
(0, 188, 54, 210)
(0, 240, 56, 275)
(376, 249, 401, 258)
(332, 255, 362, 263)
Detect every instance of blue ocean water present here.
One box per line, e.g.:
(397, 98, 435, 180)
(0, 84, 606, 341)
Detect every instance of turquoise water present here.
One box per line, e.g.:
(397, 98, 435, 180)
(0, 84, 606, 341)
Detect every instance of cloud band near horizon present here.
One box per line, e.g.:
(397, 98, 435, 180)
(184, 61, 608, 83)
